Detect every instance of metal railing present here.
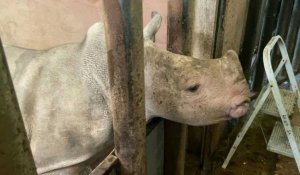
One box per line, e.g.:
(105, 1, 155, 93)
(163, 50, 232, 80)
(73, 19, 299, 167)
(100, 0, 146, 174)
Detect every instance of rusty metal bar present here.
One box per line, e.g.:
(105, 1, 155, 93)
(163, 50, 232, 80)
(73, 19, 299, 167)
(164, 0, 188, 175)
(101, 0, 146, 174)
(89, 150, 119, 175)
(167, 0, 184, 53)
(182, 0, 195, 56)
(0, 39, 37, 175)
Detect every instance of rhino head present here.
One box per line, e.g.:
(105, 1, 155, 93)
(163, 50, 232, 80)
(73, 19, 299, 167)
(143, 14, 250, 125)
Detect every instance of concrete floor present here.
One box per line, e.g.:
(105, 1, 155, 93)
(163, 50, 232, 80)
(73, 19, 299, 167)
(185, 111, 299, 175)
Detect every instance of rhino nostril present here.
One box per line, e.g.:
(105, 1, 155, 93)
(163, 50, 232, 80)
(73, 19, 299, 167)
(237, 99, 250, 106)
(229, 99, 250, 118)
(232, 97, 250, 109)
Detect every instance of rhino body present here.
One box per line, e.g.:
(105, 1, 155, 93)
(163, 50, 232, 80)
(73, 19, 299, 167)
(4, 21, 250, 174)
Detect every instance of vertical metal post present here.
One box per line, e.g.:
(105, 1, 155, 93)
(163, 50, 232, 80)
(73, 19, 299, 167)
(274, 0, 294, 40)
(164, 0, 188, 175)
(101, 0, 146, 174)
(193, 0, 250, 173)
(239, 0, 267, 81)
(167, 0, 184, 53)
(252, 0, 281, 91)
(0, 39, 37, 175)
(292, 28, 300, 71)
(285, 0, 300, 58)
(270, 0, 294, 72)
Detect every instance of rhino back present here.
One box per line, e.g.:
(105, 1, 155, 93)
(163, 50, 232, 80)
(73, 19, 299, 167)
(5, 22, 114, 174)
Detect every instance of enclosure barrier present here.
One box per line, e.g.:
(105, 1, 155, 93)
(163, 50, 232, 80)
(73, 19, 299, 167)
(0, 39, 38, 174)
(89, 150, 119, 175)
(241, 0, 300, 92)
(164, 0, 189, 175)
(101, 0, 146, 174)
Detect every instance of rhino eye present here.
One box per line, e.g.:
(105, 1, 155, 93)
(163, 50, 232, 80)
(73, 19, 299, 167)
(185, 84, 200, 93)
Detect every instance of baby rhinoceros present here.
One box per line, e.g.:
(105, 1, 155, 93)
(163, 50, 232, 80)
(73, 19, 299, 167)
(4, 14, 250, 174)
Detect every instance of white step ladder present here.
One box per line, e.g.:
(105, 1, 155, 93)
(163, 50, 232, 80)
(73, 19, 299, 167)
(222, 35, 300, 172)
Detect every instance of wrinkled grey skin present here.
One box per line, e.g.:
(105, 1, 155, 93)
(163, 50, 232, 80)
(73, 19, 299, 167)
(4, 19, 249, 174)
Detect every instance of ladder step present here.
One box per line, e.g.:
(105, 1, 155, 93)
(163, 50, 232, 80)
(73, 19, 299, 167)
(267, 121, 300, 157)
(260, 88, 297, 117)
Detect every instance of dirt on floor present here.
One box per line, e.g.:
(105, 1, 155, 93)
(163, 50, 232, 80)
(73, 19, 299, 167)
(185, 111, 300, 175)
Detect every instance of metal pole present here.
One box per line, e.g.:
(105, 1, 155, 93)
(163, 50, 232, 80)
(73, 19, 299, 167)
(285, 0, 300, 59)
(270, 0, 294, 73)
(164, 0, 188, 175)
(252, 0, 281, 91)
(238, 0, 264, 79)
(101, 0, 146, 174)
(0, 39, 37, 175)
(292, 27, 300, 71)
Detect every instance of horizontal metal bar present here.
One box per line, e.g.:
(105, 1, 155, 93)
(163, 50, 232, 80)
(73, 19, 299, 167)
(90, 118, 164, 174)
(89, 150, 118, 175)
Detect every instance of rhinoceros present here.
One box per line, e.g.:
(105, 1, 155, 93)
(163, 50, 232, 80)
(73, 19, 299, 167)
(4, 14, 250, 174)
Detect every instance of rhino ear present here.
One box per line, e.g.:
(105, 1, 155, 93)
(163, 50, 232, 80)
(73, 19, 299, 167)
(143, 11, 162, 41)
(223, 50, 239, 61)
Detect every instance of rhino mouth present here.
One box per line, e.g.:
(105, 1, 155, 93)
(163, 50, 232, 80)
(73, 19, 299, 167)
(228, 99, 250, 118)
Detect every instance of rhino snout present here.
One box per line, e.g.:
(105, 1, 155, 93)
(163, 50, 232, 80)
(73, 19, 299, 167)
(228, 97, 250, 118)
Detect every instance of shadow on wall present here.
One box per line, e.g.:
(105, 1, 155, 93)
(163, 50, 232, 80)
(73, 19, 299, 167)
(0, 0, 167, 50)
